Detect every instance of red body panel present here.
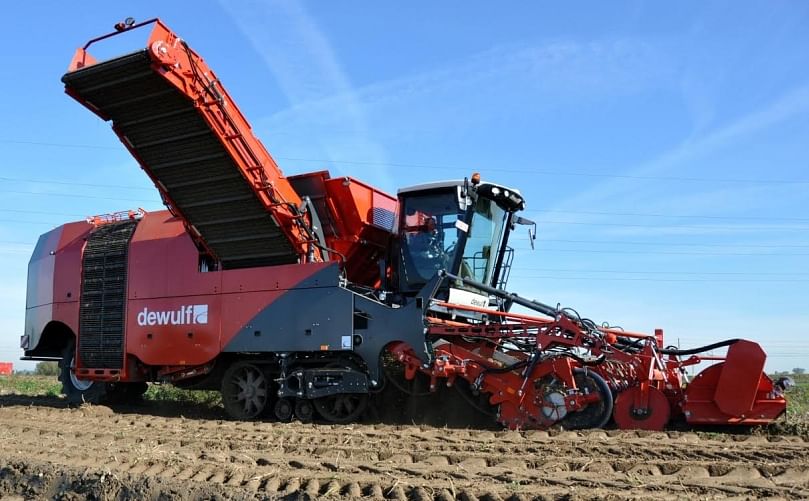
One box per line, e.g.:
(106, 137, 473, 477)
(714, 340, 766, 417)
(323, 176, 397, 285)
(128, 211, 220, 300)
(288, 171, 397, 286)
(682, 342, 784, 425)
(124, 211, 332, 367)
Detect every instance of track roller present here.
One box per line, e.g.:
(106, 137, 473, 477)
(274, 398, 294, 422)
(313, 394, 368, 424)
(295, 399, 314, 423)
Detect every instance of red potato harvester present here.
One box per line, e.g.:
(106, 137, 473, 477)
(22, 18, 791, 429)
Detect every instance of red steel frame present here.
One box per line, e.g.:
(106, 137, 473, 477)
(390, 300, 787, 430)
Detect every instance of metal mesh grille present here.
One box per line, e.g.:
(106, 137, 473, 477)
(371, 207, 396, 232)
(78, 220, 139, 369)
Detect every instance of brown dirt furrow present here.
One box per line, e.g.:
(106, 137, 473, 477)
(0, 402, 808, 499)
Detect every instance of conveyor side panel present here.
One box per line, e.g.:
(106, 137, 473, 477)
(62, 22, 314, 268)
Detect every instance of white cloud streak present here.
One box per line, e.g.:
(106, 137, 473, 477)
(219, 0, 393, 187)
(551, 83, 809, 215)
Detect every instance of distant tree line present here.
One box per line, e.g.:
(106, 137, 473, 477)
(34, 362, 59, 376)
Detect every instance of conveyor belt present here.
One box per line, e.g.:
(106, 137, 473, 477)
(78, 219, 138, 369)
(62, 50, 299, 269)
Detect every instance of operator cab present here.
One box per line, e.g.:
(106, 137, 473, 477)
(394, 175, 527, 300)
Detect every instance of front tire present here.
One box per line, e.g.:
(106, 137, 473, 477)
(58, 341, 106, 404)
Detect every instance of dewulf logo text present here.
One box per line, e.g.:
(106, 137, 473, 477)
(137, 305, 208, 326)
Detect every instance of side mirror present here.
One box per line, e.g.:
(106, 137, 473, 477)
(513, 216, 537, 250)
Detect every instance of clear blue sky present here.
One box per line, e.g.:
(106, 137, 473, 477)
(0, 1, 807, 371)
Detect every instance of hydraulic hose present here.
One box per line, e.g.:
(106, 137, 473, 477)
(658, 339, 740, 356)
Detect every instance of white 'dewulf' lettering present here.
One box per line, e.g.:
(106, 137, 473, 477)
(137, 305, 208, 326)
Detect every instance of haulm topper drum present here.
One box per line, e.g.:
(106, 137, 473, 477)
(22, 19, 790, 430)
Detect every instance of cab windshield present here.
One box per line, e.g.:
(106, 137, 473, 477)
(398, 187, 509, 291)
(460, 197, 506, 284)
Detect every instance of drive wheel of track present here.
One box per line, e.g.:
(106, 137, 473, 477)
(58, 341, 106, 405)
(561, 368, 614, 430)
(613, 385, 671, 430)
(314, 394, 368, 424)
(222, 362, 269, 420)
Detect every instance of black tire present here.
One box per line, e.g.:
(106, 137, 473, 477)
(221, 362, 270, 420)
(58, 341, 106, 404)
(560, 368, 614, 430)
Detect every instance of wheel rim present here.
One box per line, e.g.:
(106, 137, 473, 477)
(224, 364, 268, 419)
(314, 394, 368, 424)
(69, 355, 93, 392)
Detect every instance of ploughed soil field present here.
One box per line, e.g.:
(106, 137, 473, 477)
(0, 394, 808, 500)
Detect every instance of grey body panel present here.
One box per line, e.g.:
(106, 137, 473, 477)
(223, 265, 439, 381)
(24, 227, 62, 354)
(225, 285, 354, 353)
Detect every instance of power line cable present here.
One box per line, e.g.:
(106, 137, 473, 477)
(1, 138, 807, 185)
(0, 207, 809, 249)
(3, 176, 807, 225)
(513, 275, 809, 283)
(531, 219, 809, 231)
(0, 190, 156, 204)
(273, 156, 809, 186)
(511, 246, 809, 256)
(535, 238, 809, 249)
(509, 266, 809, 276)
(3, 174, 807, 225)
(3, 191, 807, 233)
(527, 208, 809, 223)
(0, 175, 154, 192)
(0, 219, 65, 226)
(0, 209, 87, 218)
(0, 139, 119, 150)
